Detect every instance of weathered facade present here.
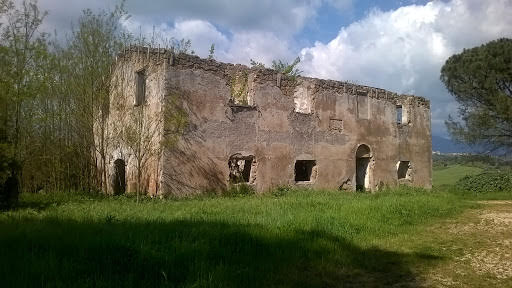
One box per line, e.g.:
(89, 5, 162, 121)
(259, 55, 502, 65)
(102, 47, 432, 196)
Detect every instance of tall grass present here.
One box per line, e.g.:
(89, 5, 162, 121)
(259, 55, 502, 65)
(0, 188, 475, 287)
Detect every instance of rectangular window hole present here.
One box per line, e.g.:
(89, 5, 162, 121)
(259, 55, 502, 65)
(357, 95, 369, 119)
(135, 70, 146, 106)
(229, 155, 254, 183)
(397, 161, 410, 180)
(396, 105, 403, 124)
(295, 160, 316, 182)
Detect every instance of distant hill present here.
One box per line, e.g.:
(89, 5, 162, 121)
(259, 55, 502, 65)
(432, 135, 476, 154)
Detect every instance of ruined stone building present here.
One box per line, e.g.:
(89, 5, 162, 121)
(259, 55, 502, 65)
(101, 47, 432, 196)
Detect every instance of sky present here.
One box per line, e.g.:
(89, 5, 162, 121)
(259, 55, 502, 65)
(30, 0, 512, 137)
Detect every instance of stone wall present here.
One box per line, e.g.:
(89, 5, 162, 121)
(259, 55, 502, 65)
(102, 47, 169, 195)
(105, 47, 432, 196)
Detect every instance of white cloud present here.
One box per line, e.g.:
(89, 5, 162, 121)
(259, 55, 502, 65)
(34, 0, 352, 38)
(34, 0, 327, 66)
(27, 0, 512, 136)
(299, 0, 512, 136)
(122, 0, 318, 36)
(121, 17, 295, 66)
(222, 31, 295, 65)
(121, 18, 230, 56)
(121, 0, 354, 37)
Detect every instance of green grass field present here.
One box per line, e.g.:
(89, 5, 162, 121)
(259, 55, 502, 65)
(2, 163, 510, 287)
(0, 188, 477, 288)
(433, 164, 483, 186)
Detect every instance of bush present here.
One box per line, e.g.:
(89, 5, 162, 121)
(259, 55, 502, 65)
(457, 171, 512, 193)
(0, 144, 20, 210)
(224, 183, 255, 197)
(271, 186, 292, 197)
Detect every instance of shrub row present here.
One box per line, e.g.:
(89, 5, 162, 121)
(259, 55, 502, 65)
(457, 170, 512, 193)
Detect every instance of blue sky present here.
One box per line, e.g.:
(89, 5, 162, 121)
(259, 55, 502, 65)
(301, 0, 431, 44)
(34, 0, 512, 137)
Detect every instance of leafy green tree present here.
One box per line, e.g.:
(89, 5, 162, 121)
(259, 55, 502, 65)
(441, 38, 512, 151)
(0, 0, 49, 196)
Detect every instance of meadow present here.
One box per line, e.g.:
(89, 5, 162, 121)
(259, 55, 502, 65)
(0, 164, 510, 287)
(432, 164, 483, 186)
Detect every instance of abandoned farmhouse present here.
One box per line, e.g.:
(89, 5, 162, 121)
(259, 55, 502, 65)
(101, 47, 432, 196)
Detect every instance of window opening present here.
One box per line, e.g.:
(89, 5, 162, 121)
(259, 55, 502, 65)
(396, 105, 403, 124)
(229, 155, 254, 183)
(135, 70, 146, 106)
(295, 160, 316, 182)
(397, 161, 411, 180)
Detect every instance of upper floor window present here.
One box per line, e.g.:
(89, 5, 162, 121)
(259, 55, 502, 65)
(357, 95, 369, 119)
(294, 86, 312, 114)
(396, 105, 403, 124)
(135, 69, 146, 106)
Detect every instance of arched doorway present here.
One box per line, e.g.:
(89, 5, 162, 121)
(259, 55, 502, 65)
(113, 159, 126, 195)
(355, 144, 372, 191)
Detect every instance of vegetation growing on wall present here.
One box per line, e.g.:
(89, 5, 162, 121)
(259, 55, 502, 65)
(208, 43, 215, 60)
(250, 57, 303, 79)
(271, 57, 302, 79)
(249, 58, 266, 69)
(230, 71, 249, 105)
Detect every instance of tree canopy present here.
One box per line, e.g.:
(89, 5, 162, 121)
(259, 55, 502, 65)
(441, 38, 512, 152)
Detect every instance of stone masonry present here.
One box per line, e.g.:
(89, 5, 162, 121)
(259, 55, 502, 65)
(101, 46, 432, 196)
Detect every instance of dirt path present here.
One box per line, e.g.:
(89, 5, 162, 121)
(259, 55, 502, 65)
(422, 200, 512, 287)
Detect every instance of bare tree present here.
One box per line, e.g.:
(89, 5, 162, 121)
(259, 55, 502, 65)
(65, 3, 129, 193)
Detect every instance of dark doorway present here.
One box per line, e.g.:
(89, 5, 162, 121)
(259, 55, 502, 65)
(113, 159, 126, 195)
(355, 145, 371, 191)
(295, 160, 316, 182)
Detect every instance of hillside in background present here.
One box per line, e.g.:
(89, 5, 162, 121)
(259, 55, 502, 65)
(432, 135, 476, 153)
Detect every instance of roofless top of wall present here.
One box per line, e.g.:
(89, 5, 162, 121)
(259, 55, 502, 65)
(115, 45, 430, 108)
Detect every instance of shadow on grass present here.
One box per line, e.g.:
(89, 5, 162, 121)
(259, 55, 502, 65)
(0, 218, 440, 287)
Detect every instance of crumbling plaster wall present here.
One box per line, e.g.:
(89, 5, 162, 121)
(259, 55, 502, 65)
(155, 53, 432, 195)
(103, 48, 169, 195)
